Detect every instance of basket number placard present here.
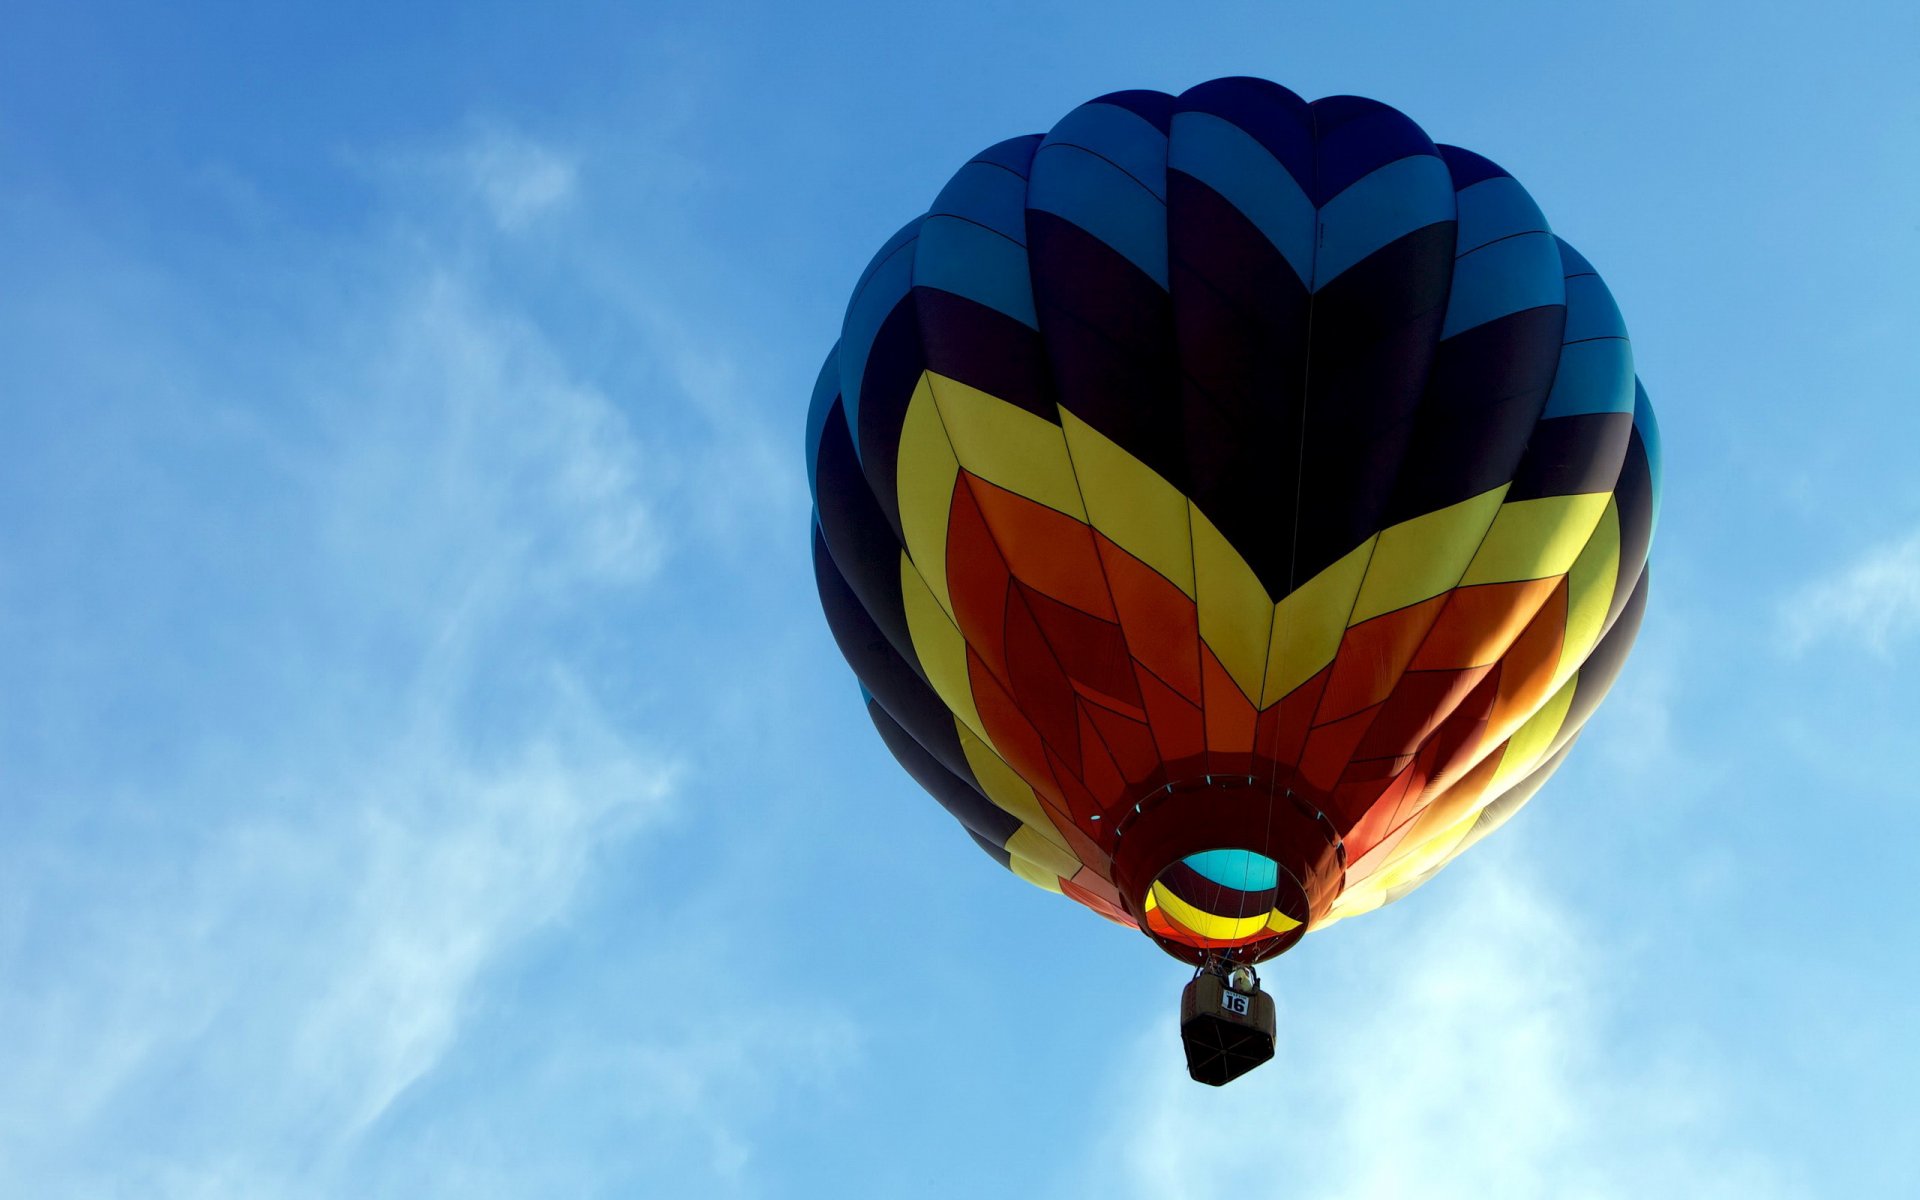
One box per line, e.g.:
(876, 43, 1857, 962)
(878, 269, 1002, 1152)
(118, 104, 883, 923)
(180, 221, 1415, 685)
(1220, 990, 1251, 1016)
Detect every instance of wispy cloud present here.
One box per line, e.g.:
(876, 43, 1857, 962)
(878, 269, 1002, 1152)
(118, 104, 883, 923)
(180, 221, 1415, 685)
(1779, 526, 1920, 655)
(0, 125, 831, 1197)
(1069, 852, 1792, 1200)
(465, 132, 579, 231)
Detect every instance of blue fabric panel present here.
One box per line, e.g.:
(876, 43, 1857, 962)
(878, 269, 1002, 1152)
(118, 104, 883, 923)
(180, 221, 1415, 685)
(1085, 88, 1175, 134)
(1310, 95, 1437, 204)
(1176, 76, 1315, 189)
(1438, 143, 1509, 189)
(931, 160, 1031, 244)
(1313, 153, 1455, 289)
(1440, 229, 1564, 339)
(1558, 237, 1598, 278)
(839, 225, 919, 455)
(1562, 272, 1629, 342)
(1542, 337, 1636, 418)
(1042, 101, 1169, 200)
(1027, 143, 1169, 288)
(1453, 176, 1549, 255)
(1182, 849, 1280, 891)
(914, 214, 1038, 329)
(971, 133, 1042, 176)
(805, 347, 841, 502)
(851, 220, 919, 301)
(1169, 109, 1315, 285)
(1634, 379, 1663, 523)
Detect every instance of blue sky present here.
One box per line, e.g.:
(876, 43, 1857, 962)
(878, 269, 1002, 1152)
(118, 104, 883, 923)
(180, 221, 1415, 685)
(3, 1, 1916, 1195)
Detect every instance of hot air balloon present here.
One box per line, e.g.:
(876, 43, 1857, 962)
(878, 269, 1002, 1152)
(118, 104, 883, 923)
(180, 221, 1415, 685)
(806, 77, 1660, 1085)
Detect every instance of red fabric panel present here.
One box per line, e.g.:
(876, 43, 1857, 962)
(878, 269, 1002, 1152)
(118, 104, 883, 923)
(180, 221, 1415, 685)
(1003, 591, 1081, 762)
(1136, 665, 1207, 777)
(1020, 582, 1144, 715)
(1299, 703, 1381, 792)
(1083, 700, 1166, 791)
(944, 473, 1013, 685)
(1094, 532, 1202, 702)
(966, 474, 1117, 619)
(1318, 593, 1450, 722)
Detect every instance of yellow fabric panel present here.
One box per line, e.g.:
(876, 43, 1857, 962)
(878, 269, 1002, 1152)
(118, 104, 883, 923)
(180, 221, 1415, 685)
(1057, 407, 1194, 596)
(900, 553, 986, 741)
(1007, 824, 1082, 879)
(1191, 503, 1274, 701)
(1149, 881, 1274, 941)
(895, 375, 961, 619)
(1009, 853, 1065, 893)
(1349, 487, 1508, 624)
(1556, 498, 1621, 684)
(926, 372, 1086, 520)
(1264, 909, 1303, 934)
(1322, 882, 1387, 925)
(1370, 811, 1478, 893)
(1262, 537, 1377, 705)
(1460, 492, 1612, 586)
(957, 724, 1073, 855)
(1490, 674, 1578, 789)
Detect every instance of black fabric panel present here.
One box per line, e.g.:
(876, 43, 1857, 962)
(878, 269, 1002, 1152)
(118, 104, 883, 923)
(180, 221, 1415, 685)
(1308, 96, 1438, 204)
(1088, 88, 1175, 133)
(1166, 171, 1313, 593)
(1507, 411, 1635, 501)
(1436, 144, 1509, 189)
(1175, 77, 1315, 186)
(1606, 423, 1656, 632)
(869, 699, 1021, 846)
(967, 828, 1016, 869)
(1027, 210, 1186, 494)
(854, 299, 926, 544)
(812, 524, 980, 787)
(812, 400, 913, 664)
(1382, 304, 1567, 526)
(913, 288, 1059, 422)
(1288, 223, 1456, 589)
(1563, 565, 1649, 739)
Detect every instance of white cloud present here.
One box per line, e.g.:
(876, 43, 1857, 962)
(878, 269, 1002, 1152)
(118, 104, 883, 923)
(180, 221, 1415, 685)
(1071, 854, 1790, 1200)
(1779, 526, 1920, 655)
(0, 126, 832, 1197)
(466, 132, 579, 230)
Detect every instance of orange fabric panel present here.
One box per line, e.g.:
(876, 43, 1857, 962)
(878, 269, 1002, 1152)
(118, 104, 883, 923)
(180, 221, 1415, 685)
(966, 474, 1117, 619)
(1409, 577, 1562, 671)
(1487, 578, 1569, 736)
(1094, 532, 1202, 702)
(1257, 664, 1330, 767)
(968, 648, 1059, 805)
(1318, 593, 1450, 723)
(1408, 746, 1505, 841)
(1349, 766, 1420, 859)
(1201, 645, 1258, 768)
(1414, 668, 1503, 802)
(1063, 874, 1134, 926)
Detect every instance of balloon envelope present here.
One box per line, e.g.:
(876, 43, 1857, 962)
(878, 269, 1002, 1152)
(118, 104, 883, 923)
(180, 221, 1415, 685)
(807, 77, 1660, 963)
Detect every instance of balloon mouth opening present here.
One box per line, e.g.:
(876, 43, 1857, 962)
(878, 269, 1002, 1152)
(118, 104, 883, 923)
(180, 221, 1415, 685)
(1141, 848, 1309, 959)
